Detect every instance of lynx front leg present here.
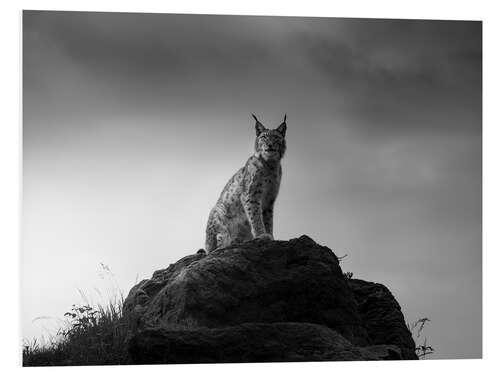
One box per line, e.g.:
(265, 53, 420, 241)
(242, 196, 273, 241)
(263, 205, 274, 236)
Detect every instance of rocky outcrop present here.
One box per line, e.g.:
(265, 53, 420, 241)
(123, 235, 417, 363)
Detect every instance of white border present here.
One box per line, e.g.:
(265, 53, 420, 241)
(1, 1, 498, 374)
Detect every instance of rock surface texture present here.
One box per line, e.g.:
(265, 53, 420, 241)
(123, 235, 417, 363)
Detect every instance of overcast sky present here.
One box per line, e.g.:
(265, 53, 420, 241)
(22, 11, 481, 359)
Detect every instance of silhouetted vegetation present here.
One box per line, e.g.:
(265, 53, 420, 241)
(23, 265, 131, 366)
(23, 299, 130, 366)
(407, 317, 435, 359)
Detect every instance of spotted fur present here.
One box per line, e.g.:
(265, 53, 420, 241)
(205, 114, 287, 252)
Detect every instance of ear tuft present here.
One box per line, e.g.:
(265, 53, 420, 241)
(276, 114, 287, 136)
(252, 113, 266, 136)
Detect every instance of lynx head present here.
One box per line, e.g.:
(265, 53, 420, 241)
(252, 114, 287, 161)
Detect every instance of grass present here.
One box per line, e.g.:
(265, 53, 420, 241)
(23, 298, 130, 366)
(23, 265, 131, 366)
(407, 317, 435, 359)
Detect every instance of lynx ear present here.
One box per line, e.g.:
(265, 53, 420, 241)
(276, 114, 287, 136)
(252, 114, 266, 136)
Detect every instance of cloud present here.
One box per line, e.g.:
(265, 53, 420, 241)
(292, 19, 482, 136)
(23, 11, 281, 81)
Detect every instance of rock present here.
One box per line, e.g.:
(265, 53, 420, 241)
(123, 235, 417, 363)
(348, 279, 417, 360)
(128, 323, 403, 364)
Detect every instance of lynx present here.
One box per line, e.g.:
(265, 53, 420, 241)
(204, 114, 287, 252)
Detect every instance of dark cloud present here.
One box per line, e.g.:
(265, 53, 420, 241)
(23, 11, 279, 81)
(301, 19, 481, 89)
(293, 19, 481, 136)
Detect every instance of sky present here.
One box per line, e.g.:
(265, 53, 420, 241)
(22, 11, 481, 359)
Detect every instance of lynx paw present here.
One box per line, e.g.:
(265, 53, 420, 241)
(197, 249, 207, 256)
(256, 233, 274, 241)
